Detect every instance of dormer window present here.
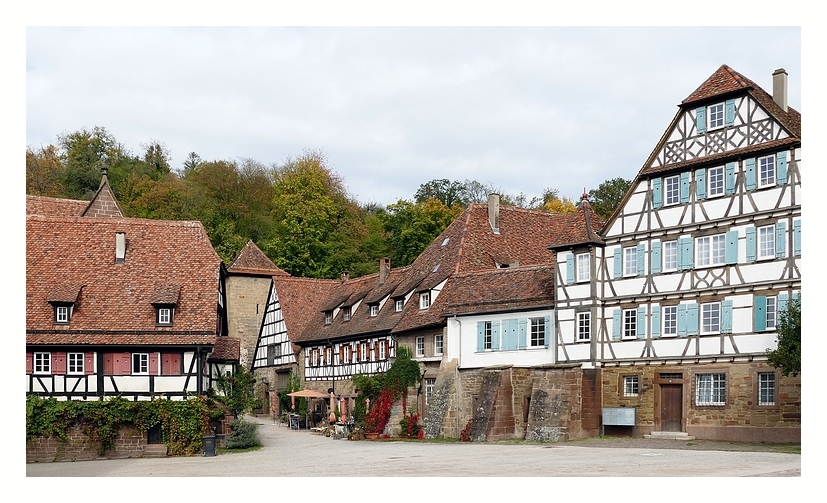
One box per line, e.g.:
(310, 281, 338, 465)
(370, 304, 379, 317)
(115, 232, 126, 264)
(150, 284, 180, 327)
(343, 306, 352, 321)
(708, 102, 724, 129)
(54, 304, 72, 324)
(156, 307, 174, 326)
(420, 291, 431, 309)
(48, 284, 82, 326)
(325, 311, 333, 325)
(395, 299, 404, 312)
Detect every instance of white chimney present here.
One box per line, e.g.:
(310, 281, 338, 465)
(773, 68, 788, 112)
(115, 232, 126, 264)
(488, 193, 500, 234)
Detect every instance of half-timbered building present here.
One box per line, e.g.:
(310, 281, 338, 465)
(26, 171, 233, 400)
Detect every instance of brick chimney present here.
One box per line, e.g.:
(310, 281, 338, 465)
(379, 257, 390, 284)
(773, 68, 788, 112)
(488, 193, 500, 234)
(341, 271, 349, 282)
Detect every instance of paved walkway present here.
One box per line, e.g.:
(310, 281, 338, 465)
(26, 416, 801, 478)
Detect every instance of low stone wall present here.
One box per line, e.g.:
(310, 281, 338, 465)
(27, 424, 147, 463)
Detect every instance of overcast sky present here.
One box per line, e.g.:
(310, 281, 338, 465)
(25, 26, 801, 206)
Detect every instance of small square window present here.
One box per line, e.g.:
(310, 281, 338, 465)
(696, 234, 726, 267)
(55, 305, 71, 324)
(395, 299, 404, 312)
(34, 352, 51, 374)
(419, 292, 431, 309)
(157, 307, 173, 325)
(68, 353, 84, 374)
(416, 336, 425, 357)
(132, 353, 149, 375)
(623, 376, 639, 397)
(370, 305, 379, 317)
(696, 373, 726, 406)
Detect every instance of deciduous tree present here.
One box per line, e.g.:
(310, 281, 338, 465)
(767, 296, 801, 377)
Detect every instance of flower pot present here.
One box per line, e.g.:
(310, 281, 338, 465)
(365, 432, 379, 440)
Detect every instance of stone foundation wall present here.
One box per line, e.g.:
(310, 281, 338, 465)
(525, 366, 585, 442)
(27, 424, 147, 463)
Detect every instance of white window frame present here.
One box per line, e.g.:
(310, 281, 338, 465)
(325, 347, 333, 365)
(343, 345, 351, 364)
(701, 302, 721, 334)
(529, 317, 545, 347)
(577, 312, 590, 341)
(324, 311, 333, 325)
(370, 304, 379, 317)
(311, 349, 320, 366)
(483, 321, 492, 350)
(663, 240, 678, 272)
(416, 336, 425, 357)
(68, 352, 84, 374)
(157, 307, 172, 325)
(758, 225, 775, 259)
(707, 102, 725, 130)
(55, 305, 70, 324)
(663, 305, 678, 336)
(359, 343, 368, 362)
(342, 306, 351, 321)
(425, 378, 436, 405)
(623, 376, 639, 397)
(696, 373, 726, 406)
(34, 352, 51, 374)
(622, 309, 637, 339)
(708, 166, 725, 197)
(378, 341, 386, 360)
(395, 299, 404, 312)
(576, 252, 590, 282)
(434, 334, 444, 356)
(766, 296, 777, 330)
(758, 372, 776, 406)
(623, 247, 637, 277)
(132, 353, 149, 375)
(665, 175, 680, 205)
(419, 292, 431, 309)
(696, 234, 726, 267)
(759, 155, 776, 187)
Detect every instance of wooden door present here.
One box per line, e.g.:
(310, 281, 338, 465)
(660, 384, 682, 432)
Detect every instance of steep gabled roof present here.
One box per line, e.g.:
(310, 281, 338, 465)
(80, 171, 125, 218)
(271, 276, 339, 347)
(26, 195, 88, 217)
(548, 195, 604, 250)
(228, 240, 290, 277)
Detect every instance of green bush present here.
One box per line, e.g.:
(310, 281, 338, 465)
(224, 419, 261, 449)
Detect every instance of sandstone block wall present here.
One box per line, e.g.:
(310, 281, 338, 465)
(27, 425, 147, 463)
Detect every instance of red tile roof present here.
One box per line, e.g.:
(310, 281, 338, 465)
(439, 266, 556, 316)
(26, 195, 87, 217)
(209, 336, 241, 362)
(227, 240, 290, 277)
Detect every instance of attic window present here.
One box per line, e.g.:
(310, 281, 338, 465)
(420, 291, 431, 309)
(324, 311, 333, 325)
(432, 263, 440, 273)
(370, 304, 379, 317)
(54, 304, 72, 324)
(441, 238, 450, 247)
(115, 232, 126, 264)
(156, 306, 174, 326)
(343, 306, 352, 321)
(395, 299, 404, 312)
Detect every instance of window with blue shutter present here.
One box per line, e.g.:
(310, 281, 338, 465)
(725, 162, 736, 195)
(696, 107, 706, 134)
(612, 309, 621, 340)
(721, 300, 733, 334)
(775, 221, 787, 258)
(501, 319, 517, 351)
(793, 220, 801, 256)
(637, 306, 646, 339)
(678, 304, 687, 336)
(746, 227, 757, 262)
(686, 303, 699, 336)
(651, 305, 661, 338)
(754, 296, 767, 331)
(652, 178, 663, 208)
(725, 99, 736, 126)
(726, 231, 739, 264)
(651, 241, 662, 274)
(679, 237, 694, 270)
(680, 172, 691, 203)
(745, 158, 757, 191)
(614, 248, 622, 279)
(477, 321, 485, 352)
(544, 314, 552, 348)
(517, 318, 527, 350)
(566, 254, 575, 285)
(637, 243, 646, 276)
(491, 320, 501, 351)
(778, 293, 789, 316)
(696, 169, 707, 200)
(776, 151, 788, 184)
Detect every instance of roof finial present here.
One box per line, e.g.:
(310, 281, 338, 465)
(581, 188, 589, 201)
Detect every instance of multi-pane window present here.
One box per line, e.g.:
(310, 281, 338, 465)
(34, 352, 51, 374)
(623, 247, 637, 276)
(759, 155, 776, 187)
(370, 305, 379, 317)
(701, 302, 721, 334)
(577, 253, 590, 282)
(343, 345, 351, 364)
(623, 309, 637, 339)
(416, 336, 425, 357)
(696, 373, 726, 406)
(708, 103, 724, 129)
(55, 305, 70, 324)
(343, 307, 351, 321)
(395, 299, 404, 312)
(68, 353, 84, 374)
(758, 372, 776, 406)
(324, 311, 333, 325)
(530, 317, 545, 347)
(697, 234, 726, 266)
(132, 353, 149, 375)
(420, 292, 431, 309)
(157, 307, 172, 325)
(663, 305, 678, 336)
(434, 334, 444, 355)
(663, 241, 678, 271)
(360, 343, 368, 362)
(577, 312, 590, 341)
(483, 321, 492, 350)
(379, 341, 386, 360)
(425, 378, 436, 405)
(325, 348, 333, 365)
(758, 225, 775, 259)
(665, 175, 680, 205)
(766, 296, 777, 330)
(623, 376, 639, 397)
(708, 166, 724, 197)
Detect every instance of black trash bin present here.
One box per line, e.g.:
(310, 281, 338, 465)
(203, 435, 216, 457)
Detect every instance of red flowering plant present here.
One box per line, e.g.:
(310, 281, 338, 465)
(398, 411, 422, 438)
(355, 346, 423, 436)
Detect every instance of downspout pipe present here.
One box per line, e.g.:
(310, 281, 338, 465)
(452, 315, 461, 438)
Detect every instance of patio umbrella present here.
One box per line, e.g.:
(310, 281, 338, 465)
(287, 390, 331, 427)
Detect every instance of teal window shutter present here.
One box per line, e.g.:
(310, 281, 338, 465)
(725, 230, 739, 264)
(746, 227, 757, 262)
(725, 99, 736, 126)
(678, 304, 687, 336)
(725, 162, 736, 195)
(651, 305, 661, 338)
(544, 315, 551, 348)
(696, 107, 706, 133)
(696, 169, 707, 200)
(652, 178, 663, 208)
(679, 237, 694, 270)
(651, 241, 662, 274)
(637, 243, 646, 276)
(754, 296, 767, 331)
(680, 172, 691, 203)
(637, 306, 646, 339)
(777, 151, 788, 184)
(612, 309, 621, 340)
(614, 248, 622, 279)
(566, 254, 575, 284)
(502, 319, 516, 350)
(517, 318, 527, 350)
(476, 321, 485, 352)
(745, 158, 757, 191)
(778, 293, 789, 315)
(793, 220, 801, 256)
(721, 300, 733, 334)
(491, 320, 501, 351)
(775, 221, 787, 258)
(686, 303, 699, 336)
